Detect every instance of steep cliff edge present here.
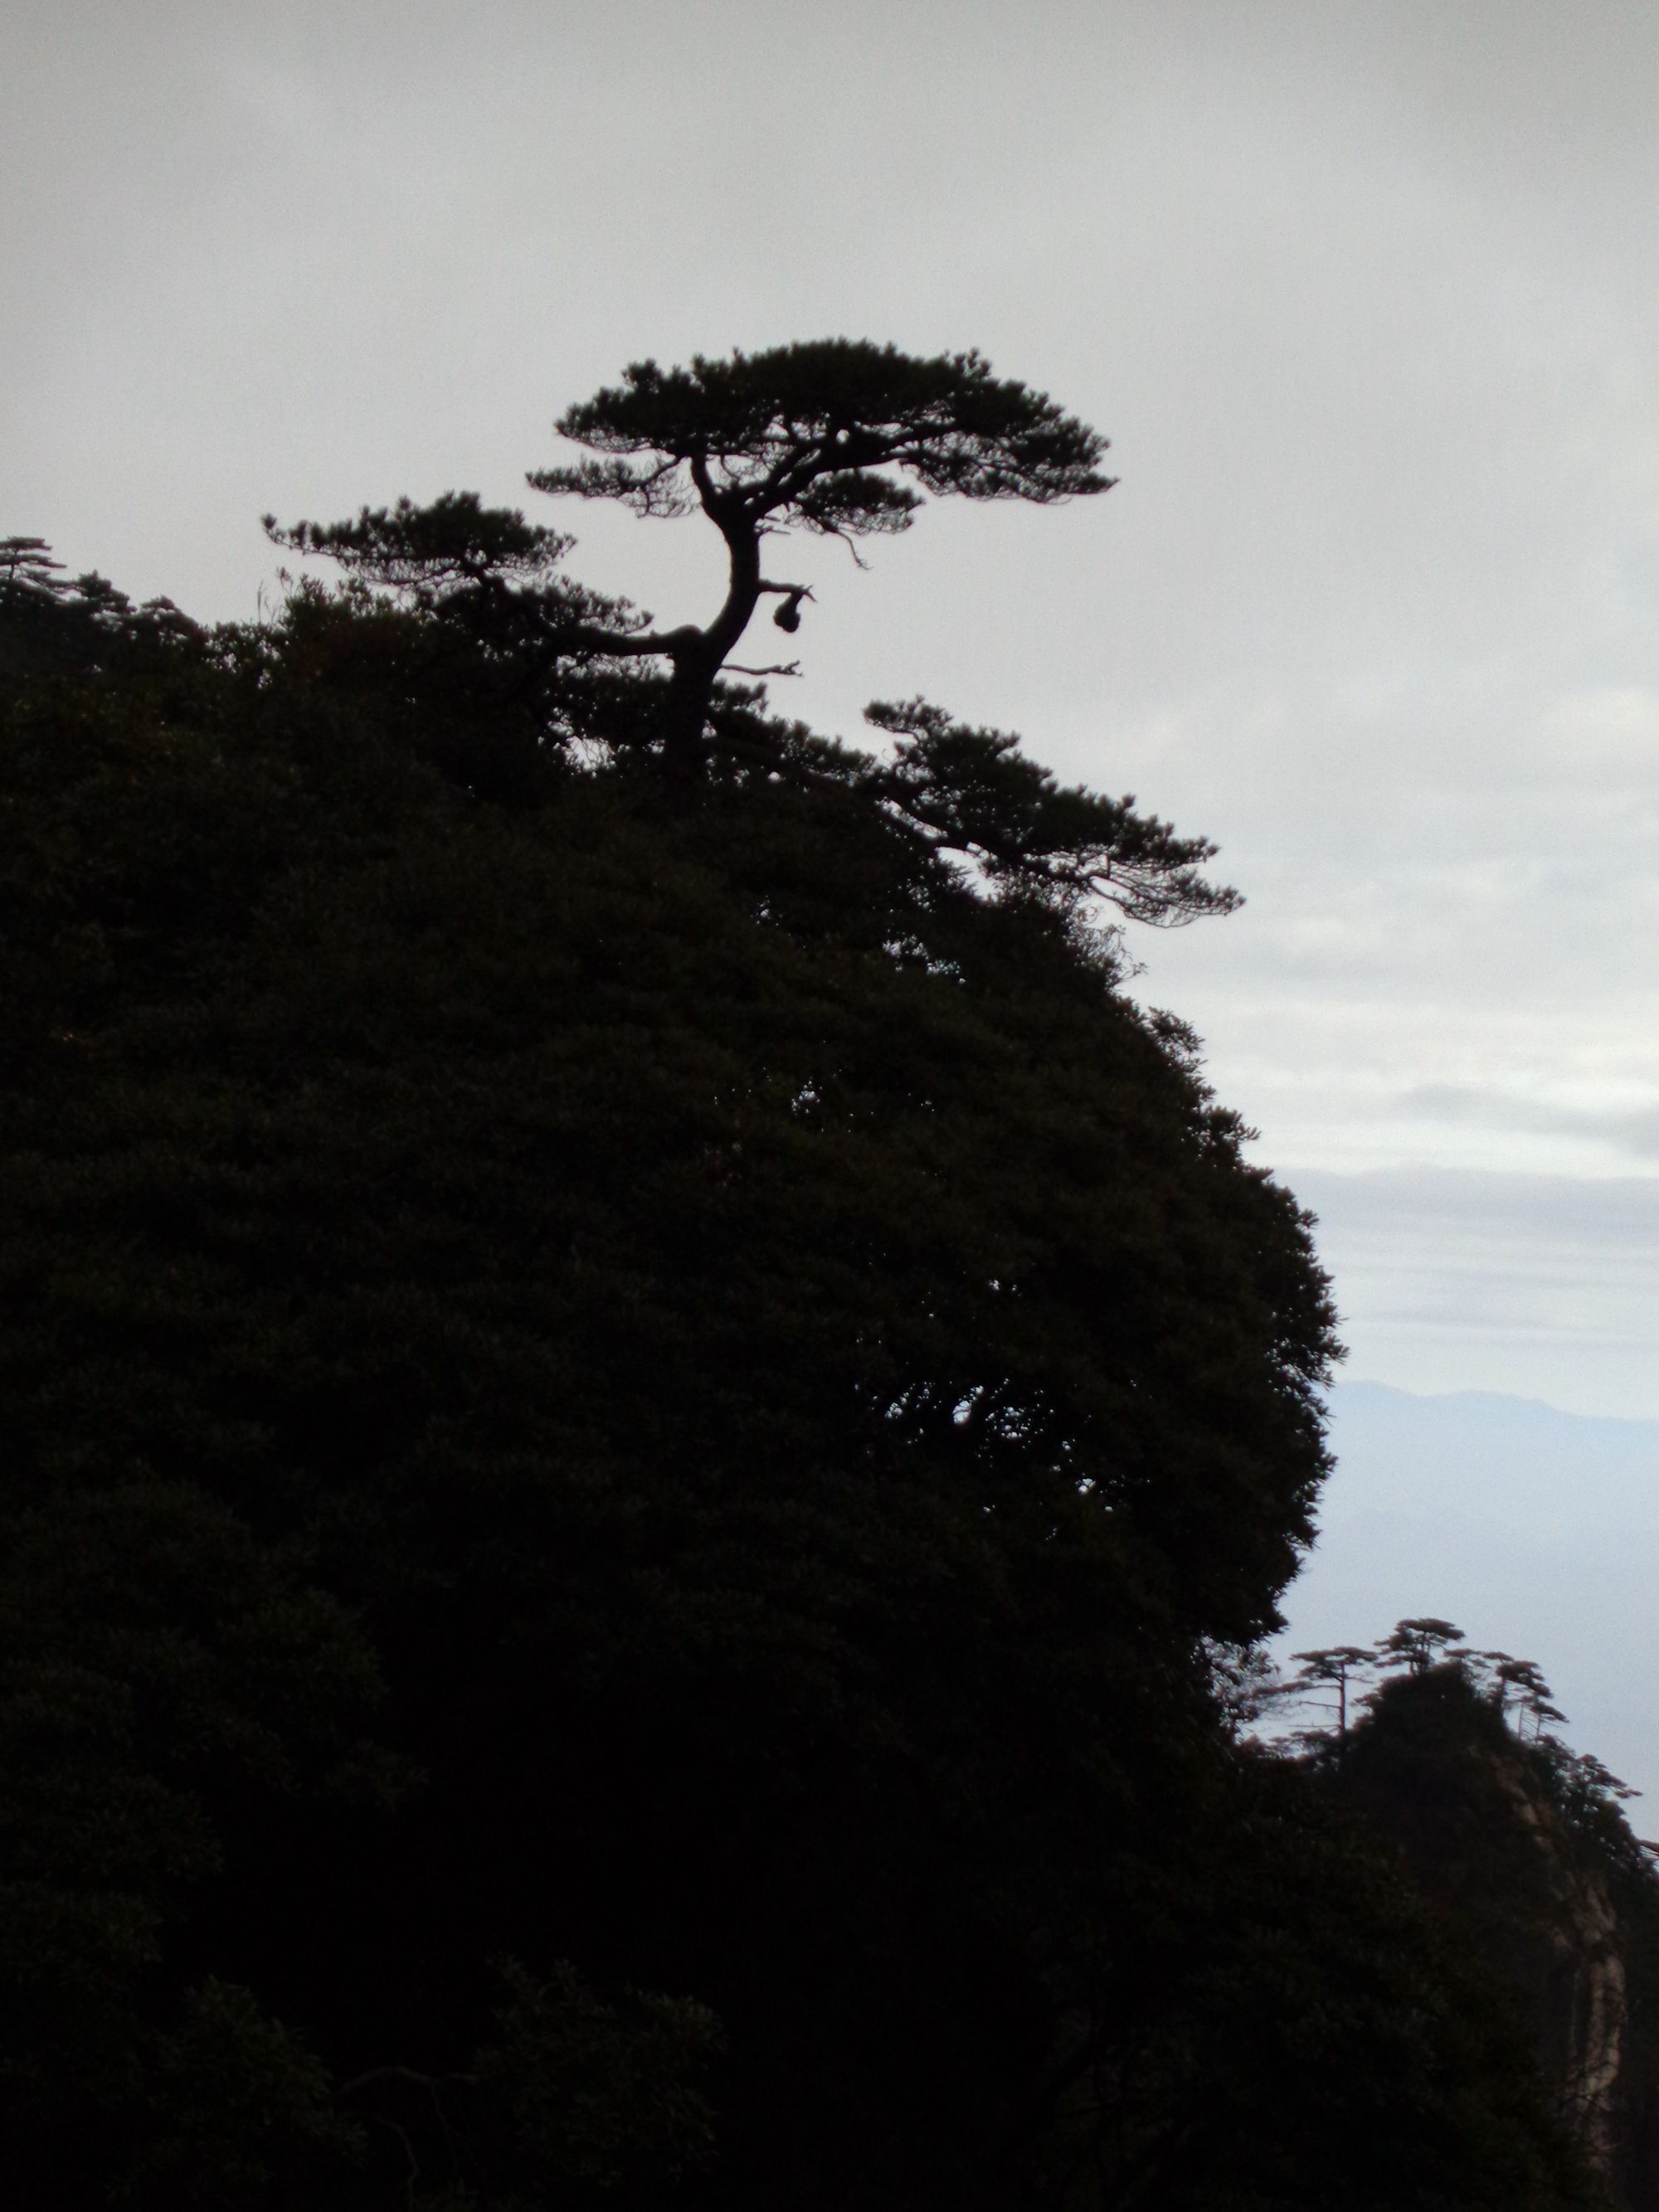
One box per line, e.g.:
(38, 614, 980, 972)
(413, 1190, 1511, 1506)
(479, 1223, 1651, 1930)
(1333, 1665, 1659, 2206)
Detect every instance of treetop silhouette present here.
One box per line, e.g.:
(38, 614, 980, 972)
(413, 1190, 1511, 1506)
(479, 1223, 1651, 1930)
(1376, 1616, 1467, 1675)
(536, 338, 1112, 522)
(525, 338, 1116, 766)
(267, 344, 1235, 926)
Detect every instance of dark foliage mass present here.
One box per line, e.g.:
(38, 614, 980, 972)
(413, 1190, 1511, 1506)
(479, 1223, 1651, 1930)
(0, 351, 1608, 2212)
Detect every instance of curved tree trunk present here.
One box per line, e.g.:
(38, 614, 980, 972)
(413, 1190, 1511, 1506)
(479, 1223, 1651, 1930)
(660, 483, 764, 780)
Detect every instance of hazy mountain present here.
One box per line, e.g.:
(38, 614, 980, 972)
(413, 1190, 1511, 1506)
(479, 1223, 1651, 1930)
(1277, 1380, 1659, 1806)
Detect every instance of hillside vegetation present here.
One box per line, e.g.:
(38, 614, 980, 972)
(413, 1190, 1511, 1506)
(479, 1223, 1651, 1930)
(0, 350, 1637, 2206)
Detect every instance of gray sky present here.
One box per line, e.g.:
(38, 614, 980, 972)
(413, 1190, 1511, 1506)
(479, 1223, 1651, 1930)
(10, 0, 1659, 1412)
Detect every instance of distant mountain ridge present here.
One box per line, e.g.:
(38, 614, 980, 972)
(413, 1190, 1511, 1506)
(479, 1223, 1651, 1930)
(1278, 1380, 1659, 1804)
(1323, 1379, 1659, 1535)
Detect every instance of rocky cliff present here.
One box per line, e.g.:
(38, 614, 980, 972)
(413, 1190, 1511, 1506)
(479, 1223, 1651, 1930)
(1334, 1665, 1657, 2205)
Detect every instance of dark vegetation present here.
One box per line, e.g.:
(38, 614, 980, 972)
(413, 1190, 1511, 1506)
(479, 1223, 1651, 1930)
(1278, 1626, 1659, 2210)
(0, 343, 1634, 2206)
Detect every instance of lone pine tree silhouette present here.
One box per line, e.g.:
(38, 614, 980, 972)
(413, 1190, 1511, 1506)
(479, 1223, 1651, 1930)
(270, 343, 1234, 924)
(524, 339, 1116, 770)
(275, 339, 1112, 777)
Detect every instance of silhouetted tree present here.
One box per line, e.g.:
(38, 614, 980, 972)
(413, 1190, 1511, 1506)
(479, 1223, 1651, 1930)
(267, 352, 1235, 926)
(523, 339, 1114, 771)
(0, 535, 65, 599)
(1288, 1644, 1376, 1756)
(1378, 1616, 1467, 1676)
(1471, 1652, 1566, 1739)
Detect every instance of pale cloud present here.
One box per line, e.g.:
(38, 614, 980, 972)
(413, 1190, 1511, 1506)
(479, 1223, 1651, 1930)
(1294, 1170, 1659, 1417)
(1546, 685, 1659, 769)
(1394, 1085, 1659, 1159)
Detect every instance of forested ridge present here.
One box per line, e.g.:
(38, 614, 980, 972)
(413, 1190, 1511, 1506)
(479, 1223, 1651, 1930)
(0, 344, 1646, 2207)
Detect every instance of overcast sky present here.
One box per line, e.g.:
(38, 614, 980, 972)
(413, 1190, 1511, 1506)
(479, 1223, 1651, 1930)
(9, 0, 1659, 1413)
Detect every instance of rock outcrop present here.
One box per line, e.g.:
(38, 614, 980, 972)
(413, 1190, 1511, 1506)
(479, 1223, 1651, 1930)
(1337, 1665, 1643, 2196)
(1484, 1750, 1627, 2172)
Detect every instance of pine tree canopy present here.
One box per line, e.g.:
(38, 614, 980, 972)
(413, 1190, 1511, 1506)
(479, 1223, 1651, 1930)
(277, 342, 1116, 776)
(532, 338, 1114, 526)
